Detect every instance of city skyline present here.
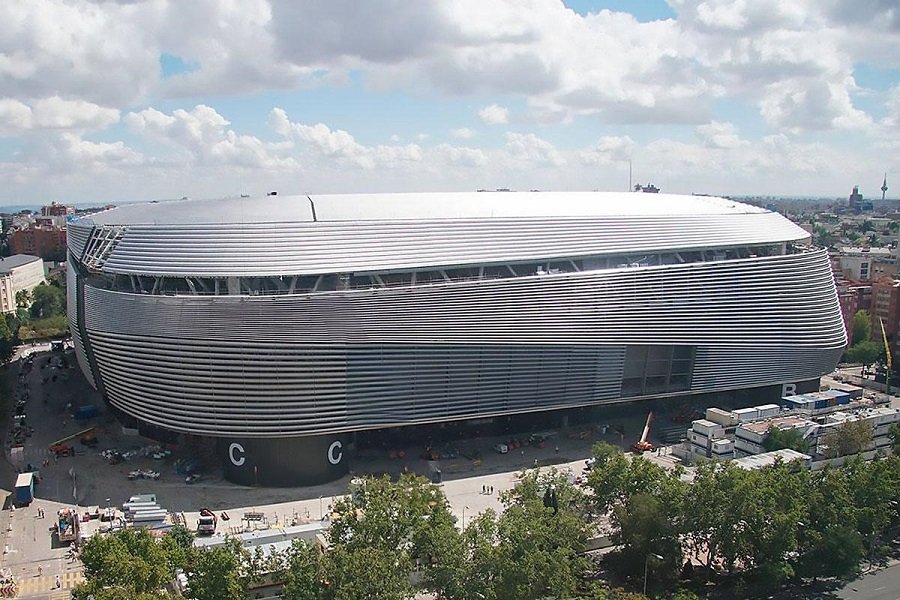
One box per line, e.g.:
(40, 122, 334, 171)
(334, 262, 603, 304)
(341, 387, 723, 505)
(1, 0, 899, 207)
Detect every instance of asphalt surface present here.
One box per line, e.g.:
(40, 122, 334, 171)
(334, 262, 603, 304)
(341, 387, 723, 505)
(838, 564, 900, 600)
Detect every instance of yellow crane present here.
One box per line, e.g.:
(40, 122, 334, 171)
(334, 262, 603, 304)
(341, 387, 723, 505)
(880, 318, 892, 396)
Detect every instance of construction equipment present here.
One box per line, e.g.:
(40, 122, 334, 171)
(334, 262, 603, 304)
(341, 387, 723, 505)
(632, 411, 655, 453)
(197, 508, 217, 535)
(56, 508, 80, 544)
(49, 427, 96, 450)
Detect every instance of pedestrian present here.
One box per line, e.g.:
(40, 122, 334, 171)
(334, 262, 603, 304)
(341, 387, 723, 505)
(55, 574, 61, 588)
(37, 565, 42, 577)
(554, 446, 559, 454)
(490, 486, 494, 495)
(481, 484, 485, 494)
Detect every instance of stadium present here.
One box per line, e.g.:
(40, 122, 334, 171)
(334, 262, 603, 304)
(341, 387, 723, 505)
(67, 192, 846, 485)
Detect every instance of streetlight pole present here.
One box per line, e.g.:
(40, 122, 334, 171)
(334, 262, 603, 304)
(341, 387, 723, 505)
(644, 553, 663, 596)
(462, 506, 469, 530)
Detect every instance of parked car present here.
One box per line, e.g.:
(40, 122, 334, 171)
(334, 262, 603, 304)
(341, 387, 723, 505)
(493, 443, 509, 454)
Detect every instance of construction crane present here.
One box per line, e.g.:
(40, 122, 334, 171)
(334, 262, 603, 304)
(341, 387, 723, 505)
(880, 318, 892, 396)
(632, 411, 654, 453)
(49, 427, 96, 450)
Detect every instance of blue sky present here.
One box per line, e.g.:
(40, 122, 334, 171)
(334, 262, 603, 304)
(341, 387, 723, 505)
(1, 0, 899, 206)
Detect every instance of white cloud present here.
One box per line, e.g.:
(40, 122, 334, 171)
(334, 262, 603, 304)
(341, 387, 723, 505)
(880, 84, 900, 128)
(450, 127, 476, 139)
(269, 107, 422, 169)
(504, 132, 564, 167)
(127, 105, 299, 170)
(0, 97, 119, 136)
(3, 0, 898, 134)
(580, 135, 635, 165)
(479, 104, 509, 124)
(433, 144, 488, 168)
(695, 121, 747, 149)
(0, 99, 32, 136)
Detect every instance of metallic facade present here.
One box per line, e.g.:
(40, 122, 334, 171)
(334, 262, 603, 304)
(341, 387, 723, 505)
(68, 192, 846, 439)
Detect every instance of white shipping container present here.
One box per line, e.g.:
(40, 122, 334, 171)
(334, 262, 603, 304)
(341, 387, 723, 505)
(733, 407, 760, 422)
(754, 404, 781, 419)
(691, 419, 725, 437)
(711, 439, 734, 452)
(706, 407, 739, 427)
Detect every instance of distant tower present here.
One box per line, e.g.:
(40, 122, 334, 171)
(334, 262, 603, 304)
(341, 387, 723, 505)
(882, 173, 888, 201)
(849, 185, 864, 213)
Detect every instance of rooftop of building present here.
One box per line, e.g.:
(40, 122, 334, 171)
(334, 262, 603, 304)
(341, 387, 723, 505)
(733, 449, 811, 470)
(81, 191, 771, 226)
(739, 415, 816, 435)
(837, 246, 893, 256)
(0, 254, 42, 272)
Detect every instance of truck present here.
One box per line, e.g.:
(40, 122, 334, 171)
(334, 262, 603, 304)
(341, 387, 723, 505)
(57, 508, 80, 544)
(197, 508, 217, 535)
(14, 472, 34, 506)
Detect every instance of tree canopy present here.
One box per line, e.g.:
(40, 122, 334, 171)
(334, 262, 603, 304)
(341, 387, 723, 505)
(71, 449, 900, 599)
(851, 310, 871, 345)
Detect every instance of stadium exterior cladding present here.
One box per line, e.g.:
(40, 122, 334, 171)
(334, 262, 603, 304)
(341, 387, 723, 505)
(67, 192, 846, 485)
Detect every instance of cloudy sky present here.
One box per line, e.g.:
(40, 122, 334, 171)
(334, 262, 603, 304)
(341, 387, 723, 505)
(2, 0, 899, 207)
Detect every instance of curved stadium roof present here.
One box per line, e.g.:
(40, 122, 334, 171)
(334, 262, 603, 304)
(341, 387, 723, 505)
(84, 191, 769, 226)
(69, 191, 811, 278)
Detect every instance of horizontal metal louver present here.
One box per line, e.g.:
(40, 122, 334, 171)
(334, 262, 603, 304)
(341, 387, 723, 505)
(78, 250, 845, 437)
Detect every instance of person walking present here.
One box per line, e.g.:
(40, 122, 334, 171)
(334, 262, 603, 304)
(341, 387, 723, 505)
(55, 574, 61, 588)
(37, 565, 42, 577)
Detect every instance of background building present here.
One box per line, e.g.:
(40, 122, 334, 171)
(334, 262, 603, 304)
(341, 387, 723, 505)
(0, 254, 45, 313)
(66, 192, 846, 486)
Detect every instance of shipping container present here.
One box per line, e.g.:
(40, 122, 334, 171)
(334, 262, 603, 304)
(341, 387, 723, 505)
(14, 472, 34, 505)
(733, 407, 760, 422)
(705, 408, 739, 427)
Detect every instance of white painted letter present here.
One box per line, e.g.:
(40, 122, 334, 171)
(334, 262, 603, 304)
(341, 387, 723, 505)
(328, 441, 343, 465)
(782, 383, 797, 397)
(229, 442, 245, 466)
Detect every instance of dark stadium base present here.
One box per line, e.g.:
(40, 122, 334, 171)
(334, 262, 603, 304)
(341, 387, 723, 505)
(103, 377, 820, 487)
(218, 435, 350, 487)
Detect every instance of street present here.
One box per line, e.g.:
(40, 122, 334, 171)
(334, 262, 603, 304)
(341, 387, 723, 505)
(838, 564, 900, 600)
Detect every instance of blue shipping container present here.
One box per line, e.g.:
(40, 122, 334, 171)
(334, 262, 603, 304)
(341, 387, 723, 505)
(15, 472, 34, 505)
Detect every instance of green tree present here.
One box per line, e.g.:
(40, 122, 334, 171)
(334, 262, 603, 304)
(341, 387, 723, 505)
(796, 468, 863, 580)
(889, 423, 900, 454)
(323, 545, 412, 600)
(0, 315, 14, 365)
(73, 528, 174, 599)
(491, 469, 590, 600)
(763, 426, 810, 453)
(159, 524, 195, 574)
(282, 540, 325, 600)
(852, 310, 871, 344)
(15, 289, 30, 310)
(187, 539, 246, 600)
(821, 420, 874, 458)
(682, 461, 746, 571)
(847, 340, 882, 366)
(845, 456, 900, 558)
(29, 282, 65, 318)
(610, 493, 681, 589)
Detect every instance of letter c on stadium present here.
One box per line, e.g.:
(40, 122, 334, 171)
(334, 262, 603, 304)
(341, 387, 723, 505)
(328, 441, 343, 465)
(229, 442, 246, 467)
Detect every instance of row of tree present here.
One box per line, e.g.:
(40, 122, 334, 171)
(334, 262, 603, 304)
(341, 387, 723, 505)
(587, 443, 900, 593)
(72, 446, 900, 600)
(0, 277, 68, 364)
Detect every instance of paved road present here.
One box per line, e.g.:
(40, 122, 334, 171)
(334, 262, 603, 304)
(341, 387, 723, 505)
(838, 564, 900, 600)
